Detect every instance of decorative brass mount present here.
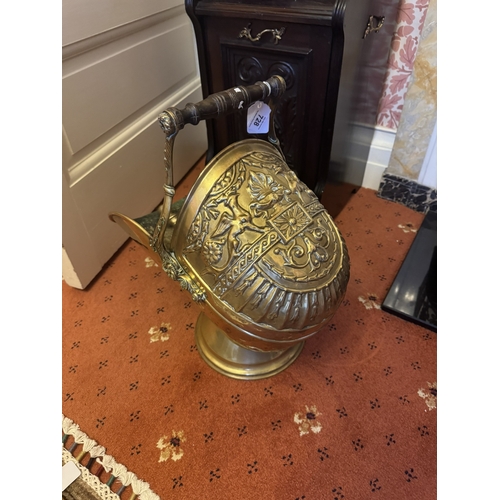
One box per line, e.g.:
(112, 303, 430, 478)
(109, 76, 350, 380)
(363, 15, 385, 38)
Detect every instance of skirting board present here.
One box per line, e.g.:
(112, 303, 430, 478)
(359, 123, 437, 214)
(359, 125, 396, 191)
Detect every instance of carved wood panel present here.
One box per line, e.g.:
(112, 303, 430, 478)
(220, 43, 312, 178)
(188, 3, 349, 197)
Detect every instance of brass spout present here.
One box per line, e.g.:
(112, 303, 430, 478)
(109, 198, 186, 266)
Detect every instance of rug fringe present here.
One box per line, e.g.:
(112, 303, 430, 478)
(62, 414, 160, 500)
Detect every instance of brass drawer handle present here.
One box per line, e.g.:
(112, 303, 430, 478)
(238, 24, 286, 45)
(363, 15, 385, 38)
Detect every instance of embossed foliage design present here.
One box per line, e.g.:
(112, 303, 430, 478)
(181, 149, 346, 329)
(184, 151, 337, 285)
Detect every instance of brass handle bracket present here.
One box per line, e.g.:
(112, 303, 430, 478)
(238, 24, 286, 45)
(363, 15, 385, 38)
(162, 250, 206, 303)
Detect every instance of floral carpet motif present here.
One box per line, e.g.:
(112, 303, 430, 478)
(63, 161, 436, 499)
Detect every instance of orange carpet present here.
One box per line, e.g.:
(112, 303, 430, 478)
(62, 160, 436, 500)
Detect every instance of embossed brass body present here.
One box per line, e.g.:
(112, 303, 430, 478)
(110, 76, 350, 379)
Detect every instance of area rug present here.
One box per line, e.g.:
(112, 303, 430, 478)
(62, 159, 436, 499)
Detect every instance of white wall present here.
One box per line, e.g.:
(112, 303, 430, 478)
(62, 0, 207, 289)
(418, 121, 437, 189)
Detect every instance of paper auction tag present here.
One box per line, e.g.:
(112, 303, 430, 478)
(247, 101, 270, 134)
(62, 461, 81, 491)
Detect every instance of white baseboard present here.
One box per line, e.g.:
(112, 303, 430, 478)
(359, 125, 396, 190)
(417, 121, 437, 189)
(62, 246, 85, 290)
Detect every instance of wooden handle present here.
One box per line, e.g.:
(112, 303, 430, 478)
(152, 75, 286, 257)
(158, 75, 286, 138)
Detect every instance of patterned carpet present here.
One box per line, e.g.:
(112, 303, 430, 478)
(62, 159, 436, 499)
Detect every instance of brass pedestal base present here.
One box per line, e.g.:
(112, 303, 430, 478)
(195, 313, 304, 380)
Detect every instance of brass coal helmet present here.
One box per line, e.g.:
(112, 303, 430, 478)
(110, 76, 350, 379)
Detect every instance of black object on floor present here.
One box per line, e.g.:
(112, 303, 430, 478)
(382, 210, 437, 332)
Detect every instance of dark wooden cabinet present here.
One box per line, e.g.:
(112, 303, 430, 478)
(185, 0, 398, 209)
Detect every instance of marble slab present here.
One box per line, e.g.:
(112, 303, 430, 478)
(378, 173, 437, 213)
(382, 210, 437, 332)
